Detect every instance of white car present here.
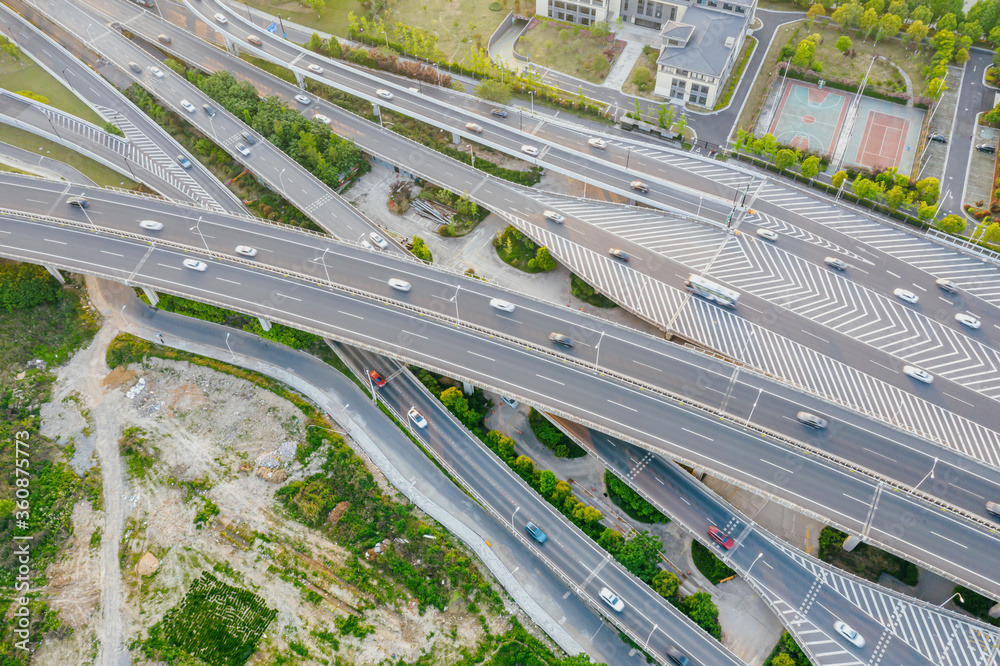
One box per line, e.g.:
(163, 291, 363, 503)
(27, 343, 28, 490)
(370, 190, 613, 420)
(521, 145, 540, 156)
(313, 113, 331, 125)
(180, 99, 196, 113)
(587, 137, 607, 149)
(149, 66, 165, 79)
(955, 313, 981, 329)
(824, 256, 847, 271)
(369, 232, 389, 249)
(139, 220, 163, 231)
(501, 396, 519, 408)
(235, 143, 250, 156)
(307, 64, 324, 74)
(214, 13, 227, 23)
(834, 621, 865, 649)
(599, 587, 624, 612)
(388, 278, 411, 292)
(294, 94, 311, 105)
(235, 245, 257, 257)
(182, 258, 207, 272)
(360, 239, 374, 250)
(893, 288, 919, 304)
(936, 277, 958, 293)
(756, 228, 778, 241)
(490, 298, 516, 313)
(407, 407, 427, 428)
(465, 122, 483, 133)
(376, 89, 394, 100)
(543, 210, 564, 223)
(903, 365, 933, 384)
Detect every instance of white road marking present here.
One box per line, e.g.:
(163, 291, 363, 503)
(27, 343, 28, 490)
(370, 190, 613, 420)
(607, 399, 637, 412)
(536, 374, 565, 385)
(931, 530, 967, 548)
(216, 277, 241, 285)
(276, 292, 301, 301)
(100, 250, 124, 257)
(467, 350, 495, 362)
(759, 458, 794, 474)
(681, 427, 713, 441)
(337, 310, 364, 320)
(402, 330, 428, 340)
(43, 238, 67, 245)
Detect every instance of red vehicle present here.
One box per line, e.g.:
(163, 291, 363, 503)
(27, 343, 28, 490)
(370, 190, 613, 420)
(368, 370, 386, 388)
(708, 526, 734, 549)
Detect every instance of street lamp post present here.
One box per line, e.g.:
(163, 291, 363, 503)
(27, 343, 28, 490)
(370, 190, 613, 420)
(381, 30, 389, 49)
(939, 592, 964, 607)
(625, 146, 632, 170)
(746, 552, 764, 575)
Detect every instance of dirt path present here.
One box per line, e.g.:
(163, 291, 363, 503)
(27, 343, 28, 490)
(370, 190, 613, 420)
(83, 280, 129, 666)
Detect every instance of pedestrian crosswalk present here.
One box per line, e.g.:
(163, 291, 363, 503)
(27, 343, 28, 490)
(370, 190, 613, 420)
(772, 538, 1000, 666)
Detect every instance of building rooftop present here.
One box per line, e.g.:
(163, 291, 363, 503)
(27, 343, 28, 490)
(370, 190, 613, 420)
(656, 6, 747, 77)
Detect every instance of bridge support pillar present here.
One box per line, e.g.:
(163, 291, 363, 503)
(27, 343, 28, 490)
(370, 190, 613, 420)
(372, 103, 380, 117)
(43, 265, 65, 285)
(294, 72, 305, 89)
(257, 316, 272, 332)
(141, 287, 159, 307)
(462, 381, 474, 396)
(990, 603, 1000, 619)
(842, 535, 862, 552)
(451, 131, 460, 144)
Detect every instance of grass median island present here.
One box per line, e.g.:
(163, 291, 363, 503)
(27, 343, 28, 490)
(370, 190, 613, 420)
(528, 408, 587, 458)
(570, 273, 617, 308)
(493, 225, 557, 272)
(818, 526, 918, 585)
(604, 471, 668, 523)
(0, 43, 102, 125)
(691, 539, 736, 585)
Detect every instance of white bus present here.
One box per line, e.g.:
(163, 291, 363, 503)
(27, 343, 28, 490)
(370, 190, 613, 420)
(685, 274, 740, 308)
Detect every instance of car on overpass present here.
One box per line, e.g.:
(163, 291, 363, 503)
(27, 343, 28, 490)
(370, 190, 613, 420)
(180, 99, 196, 113)
(525, 522, 547, 543)
(182, 258, 207, 272)
(936, 277, 959, 293)
(630, 180, 649, 193)
(465, 122, 483, 133)
(796, 411, 827, 429)
(549, 333, 574, 348)
(521, 145, 539, 156)
(490, 109, 507, 118)
(824, 256, 847, 271)
(665, 646, 690, 665)
(307, 63, 324, 74)
(368, 370, 386, 388)
(246, 35, 262, 47)
(489, 298, 516, 313)
(708, 526, 734, 549)
(543, 210, 564, 223)
(893, 288, 919, 304)
(67, 196, 88, 208)
(587, 137, 607, 149)
(834, 620, 865, 648)
(599, 587, 624, 612)
(139, 220, 163, 231)
(755, 228, 778, 242)
(376, 89, 394, 100)
(955, 313, 980, 329)
(407, 406, 427, 428)
(213, 12, 227, 23)
(903, 365, 933, 384)
(609, 248, 630, 261)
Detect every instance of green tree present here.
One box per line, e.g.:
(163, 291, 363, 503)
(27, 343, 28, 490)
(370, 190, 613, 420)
(918, 202, 937, 220)
(937, 214, 966, 235)
(680, 591, 721, 639)
(775, 149, 798, 171)
(613, 532, 664, 583)
(308, 32, 323, 52)
(937, 12, 958, 32)
(910, 5, 933, 24)
(833, 1, 863, 29)
(534, 246, 558, 271)
(832, 170, 849, 188)
(800, 155, 821, 178)
(904, 20, 930, 49)
(791, 38, 817, 67)
(835, 35, 853, 53)
(475, 79, 512, 104)
(864, 0, 884, 12)
(956, 47, 970, 64)
(592, 54, 610, 76)
(598, 528, 624, 554)
(771, 655, 797, 666)
(852, 177, 883, 200)
(886, 0, 908, 18)
(875, 13, 902, 44)
(982, 222, 1000, 244)
(538, 469, 558, 497)
(674, 113, 688, 136)
(916, 176, 940, 204)
(306, 0, 326, 10)
(632, 67, 652, 90)
(860, 7, 879, 39)
(328, 37, 343, 58)
(411, 236, 432, 262)
(651, 570, 680, 599)
(102, 121, 124, 137)
(885, 186, 905, 210)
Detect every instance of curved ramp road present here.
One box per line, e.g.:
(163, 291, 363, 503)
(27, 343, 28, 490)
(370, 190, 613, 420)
(3, 206, 1000, 603)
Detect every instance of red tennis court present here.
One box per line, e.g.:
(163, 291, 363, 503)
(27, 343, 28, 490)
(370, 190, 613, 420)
(854, 111, 908, 170)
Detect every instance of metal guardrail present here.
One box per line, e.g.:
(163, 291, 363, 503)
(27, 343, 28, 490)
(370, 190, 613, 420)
(928, 227, 1000, 267)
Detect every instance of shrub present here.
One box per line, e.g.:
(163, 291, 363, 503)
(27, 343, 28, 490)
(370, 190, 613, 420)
(691, 539, 735, 584)
(680, 591, 721, 639)
(604, 471, 668, 523)
(0, 261, 63, 312)
(528, 408, 587, 457)
(410, 235, 432, 262)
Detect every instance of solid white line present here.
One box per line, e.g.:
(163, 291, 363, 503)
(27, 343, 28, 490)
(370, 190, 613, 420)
(887, 271, 900, 278)
(402, 330, 428, 340)
(870, 360, 896, 373)
(759, 458, 794, 474)
(632, 359, 662, 372)
(801, 330, 829, 344)
(931, 530, 967, 548)
(216, 277, 241, 285)
(862, 447, 897, 462)
(608, 399, 638, 412)
(100, 250, 124, 257)
(43, 238, 67, 245)
(535, 374, 564, 386)
(843, 493, 869, 505)
(468, 350, 495, 362)
(337, 310, 364, 320)
(156, 263, 181, 270)
(942, 392, 975, 408)
(276, 292, 301, 301)
(681, 427, 713, 441)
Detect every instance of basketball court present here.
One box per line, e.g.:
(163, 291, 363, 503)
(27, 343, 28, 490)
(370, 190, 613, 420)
(767, 82, 850, 157)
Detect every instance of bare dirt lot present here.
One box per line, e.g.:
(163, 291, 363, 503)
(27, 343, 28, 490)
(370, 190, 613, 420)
(34, 332, 502, 665)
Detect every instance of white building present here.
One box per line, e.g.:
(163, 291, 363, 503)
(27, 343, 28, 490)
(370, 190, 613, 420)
(534, 0, 755, 108)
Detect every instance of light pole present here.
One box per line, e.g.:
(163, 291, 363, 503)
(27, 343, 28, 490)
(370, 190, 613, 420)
(939, 592, 963, 607)
(529, 90, 534, 113)
(381, 30, 389, 49)
(243, 1, 252, 21)
(225, 331, 235, 359)
(916, 457, 938, 488)
(511, 506, 519, 527)
(625, 146, 632, 170)
(469, 144, 475, 168)
(278, 167, 287, 192)
(746, 552, 764, 576)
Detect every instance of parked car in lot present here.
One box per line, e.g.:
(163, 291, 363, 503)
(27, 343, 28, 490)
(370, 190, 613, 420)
(796, 411, 827, 429)
(388, 278, 411, 292)
(708, 526, 734, 549)
(501, 396, 518, 408)
(976, 143, 996, 153)
(756, 228, 778, 241)
(955, 313, 981, 329)
(490, 108, 508, 117)
(936, 277, 958, 293)
(929, 133, 948, 143)
(368, 370, 386, 387)
(490, 298, 516, 312)
(587, 137, 607, 149)
(834, 620, 865, 648)
(139, 220, 163, 231)
(630, 180, 649, 193)
(893, 288, 918, 304)
(525, 522, 547, 543)
(182, 258, 207, 271)
(903, 365, 934, 384)
(234, 245, 257, 257)
(599, 587, 624, 612)
(549, 333, 574, 347)
(67, 197, 89, 208)
(180, 99, 196, 113)
(407, 407, 427, 428)
(543, 210, 564, 223)
(369, 232, 389, 249)
(521, 145, 540, 156)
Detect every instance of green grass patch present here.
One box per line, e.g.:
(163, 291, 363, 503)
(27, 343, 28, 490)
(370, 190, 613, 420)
(570, 273, 617, 308)
(604, 470, 668, 523)
(954, 586, 1000, 627)
(818, 527, 918, 585)
(691, 540, 736, 585)
(527, 408, 586, 458)
(493, 225, 556, 272)
(0, 50, 103, 125)
(387, 0, 508, 66)
(238, 52, 296, 84)
(515, 18, 617, 83)
(763, 631, 811, 666)
(234, 0, 363, 43)
(143, 572, 277, 666)
(715, 37, 755, 110)
(0, 126, 136, 189)
(118, 426, 156, 479)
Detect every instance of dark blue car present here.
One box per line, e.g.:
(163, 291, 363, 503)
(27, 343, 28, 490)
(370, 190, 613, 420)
(525, 522, 547, 543)
(491, 108, 508, 118)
